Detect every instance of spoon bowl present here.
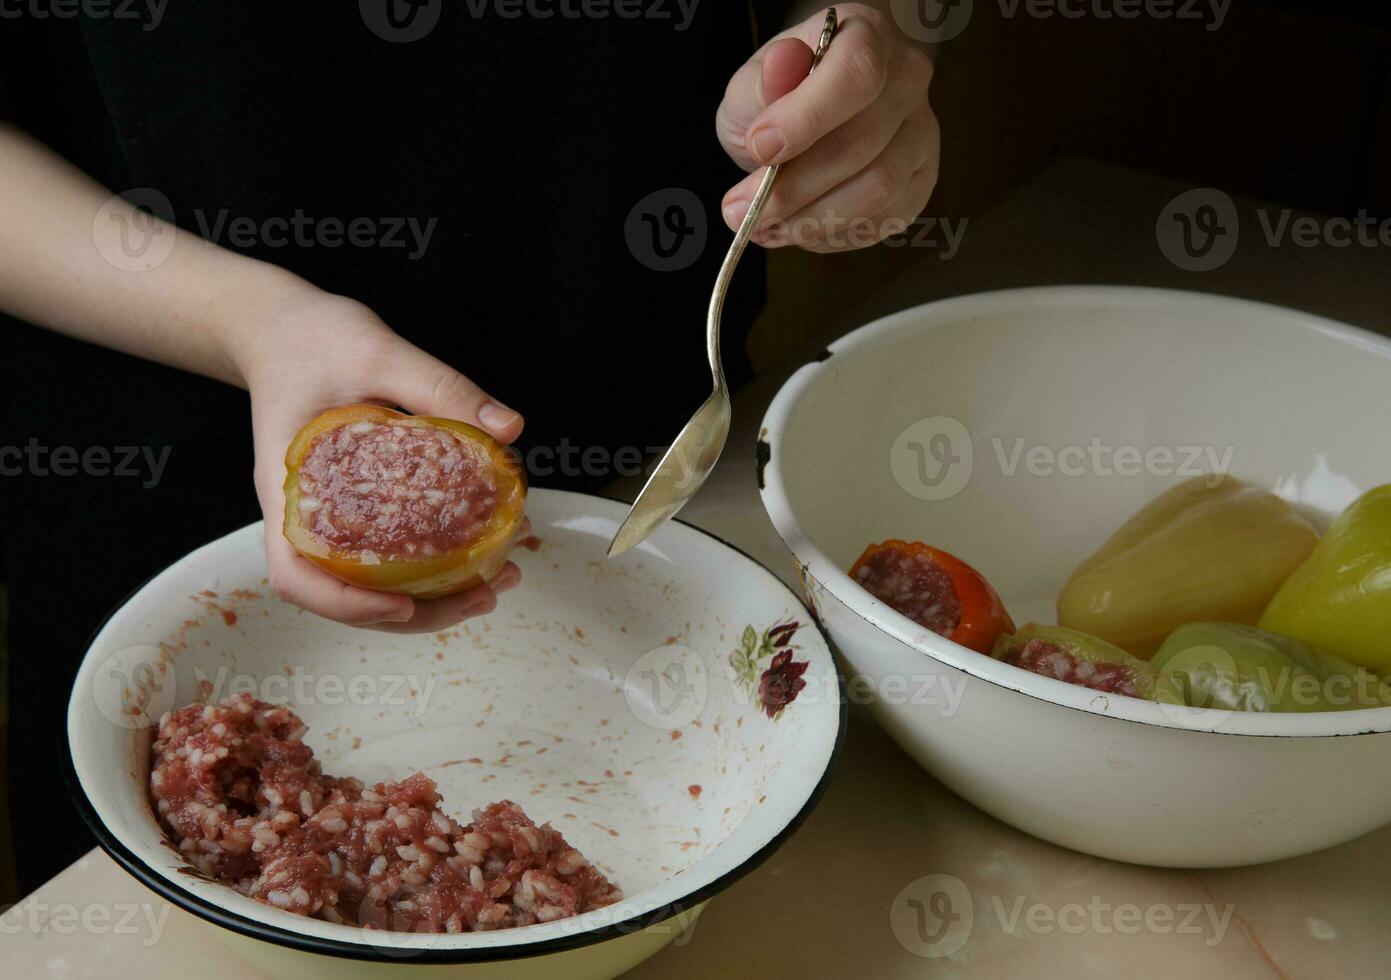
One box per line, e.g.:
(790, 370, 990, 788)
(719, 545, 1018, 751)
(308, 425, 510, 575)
(607, 387, 731, 557)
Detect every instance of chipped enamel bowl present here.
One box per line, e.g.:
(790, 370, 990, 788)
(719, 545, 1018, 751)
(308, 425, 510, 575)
(759, 285, 1391, 868)
(67, 488, 841, 979)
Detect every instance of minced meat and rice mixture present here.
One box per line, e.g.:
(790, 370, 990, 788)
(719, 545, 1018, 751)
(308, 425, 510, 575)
(149, 695, 622, 932)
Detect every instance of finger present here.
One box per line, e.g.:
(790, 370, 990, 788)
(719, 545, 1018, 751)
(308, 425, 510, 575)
(379, 343, 524, 444)
(367, 586, 495, 635)
(717, 38, 814, 172)
(745, 14, 891, 166)
(489, 561, 523, 594)
(800, 164, 940, 254)
(366, 561, 522, 635)
(264, 531, 416, 625)
(722, 90, 913, 233)
(764, 36, 815, 103)
(760, 111, 939, 249)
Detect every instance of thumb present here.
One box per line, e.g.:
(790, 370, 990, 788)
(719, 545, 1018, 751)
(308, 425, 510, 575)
(381, 342, 525, 445)
(717, 37, 814, 171)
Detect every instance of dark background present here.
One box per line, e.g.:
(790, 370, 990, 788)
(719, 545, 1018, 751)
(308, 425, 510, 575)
(755, 0, 1391, 362)
(2, 0, 1388, 898)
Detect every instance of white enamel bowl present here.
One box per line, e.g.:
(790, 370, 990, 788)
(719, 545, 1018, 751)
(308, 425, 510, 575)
(67, 489, 841, 979)
(758, 285, 1391, 868)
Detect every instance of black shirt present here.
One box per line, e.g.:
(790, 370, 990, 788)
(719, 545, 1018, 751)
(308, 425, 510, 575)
(0, 2, 770, 889)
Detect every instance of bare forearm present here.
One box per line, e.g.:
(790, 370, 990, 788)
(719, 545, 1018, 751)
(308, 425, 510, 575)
(0, 123, 309, 387)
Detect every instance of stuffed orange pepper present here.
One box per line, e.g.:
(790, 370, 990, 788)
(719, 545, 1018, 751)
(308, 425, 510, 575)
(850, 540, 1014, 653)
(283, 405, 526, 599)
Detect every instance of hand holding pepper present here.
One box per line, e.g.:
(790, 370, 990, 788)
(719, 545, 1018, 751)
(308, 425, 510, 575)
(242, 288, 527, 632)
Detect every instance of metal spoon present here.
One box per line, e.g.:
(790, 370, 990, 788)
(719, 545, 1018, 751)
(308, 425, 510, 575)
(608, 8, 840, 558)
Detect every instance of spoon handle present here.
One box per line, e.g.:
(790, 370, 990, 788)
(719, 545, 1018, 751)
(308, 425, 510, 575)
(704, 7, 840, 387)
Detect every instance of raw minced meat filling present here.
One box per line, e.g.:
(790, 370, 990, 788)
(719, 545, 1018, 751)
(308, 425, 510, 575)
(852, 545, 962, 635)
(1003, 638, 1144, 698)
(149, 696, 622, 932)
(296, 420, 500, 561)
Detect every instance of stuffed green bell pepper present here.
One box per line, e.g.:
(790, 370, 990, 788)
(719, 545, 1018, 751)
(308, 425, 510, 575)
(993, 624, 1183, 703)
(1153, 623, 1389, 713)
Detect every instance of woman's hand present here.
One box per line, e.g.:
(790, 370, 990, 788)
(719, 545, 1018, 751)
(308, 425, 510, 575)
(236, 285, 527, 633)
(716, 4, 939, 252)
